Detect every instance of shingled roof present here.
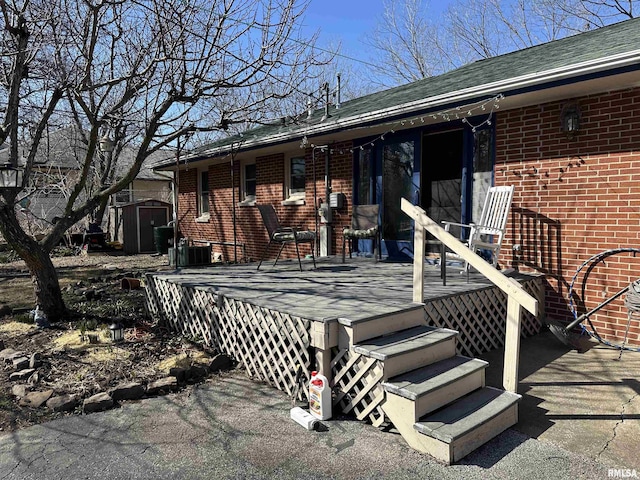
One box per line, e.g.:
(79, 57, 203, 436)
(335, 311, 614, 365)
(164, 16, 640, 167)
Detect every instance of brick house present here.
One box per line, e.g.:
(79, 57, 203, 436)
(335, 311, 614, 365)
(155, 17, 640, 346)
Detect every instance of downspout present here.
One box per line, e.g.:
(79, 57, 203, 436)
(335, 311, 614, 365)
(231, 145, 238, 264)
(325, 147, 331, 219)
(172, 137, 180, 266)
(313, 147, 318, 256)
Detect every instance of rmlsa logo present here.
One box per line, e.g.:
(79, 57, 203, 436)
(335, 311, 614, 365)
(609, 469, 638, 478)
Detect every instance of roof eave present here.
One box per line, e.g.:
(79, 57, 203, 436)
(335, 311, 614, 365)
(153, 49, 640, 171)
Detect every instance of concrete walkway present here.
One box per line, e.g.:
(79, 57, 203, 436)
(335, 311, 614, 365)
(482, 329, 640, 472)
(0, 368, 618, 480)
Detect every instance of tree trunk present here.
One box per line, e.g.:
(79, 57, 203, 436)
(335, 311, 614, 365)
(25, 249, 66, 322)
(0, 204, 66, 321)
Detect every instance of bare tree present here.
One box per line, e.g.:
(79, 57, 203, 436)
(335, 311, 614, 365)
(364, 0, 451, 86)
(0, 0, 329, 321)
(367, 0, 638, 87)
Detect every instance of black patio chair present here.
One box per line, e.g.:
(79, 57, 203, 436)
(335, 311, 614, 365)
(257, 204, 316, 271)
(342, 204, 381, 262)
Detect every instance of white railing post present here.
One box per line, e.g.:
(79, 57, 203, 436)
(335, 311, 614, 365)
(413, 223, 425, 303)
(503, 295, 523, 393)
(401, 198, 538, 395)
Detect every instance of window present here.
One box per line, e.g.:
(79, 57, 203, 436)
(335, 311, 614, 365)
(284, 156, 305, 204)
(115, 184, 132, 205)
(357, 149, 372, 205)
(197, 169, 209, 218)
(240, 160, 256, 205)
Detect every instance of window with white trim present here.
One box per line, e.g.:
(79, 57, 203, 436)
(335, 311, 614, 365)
(240, 160, 256, 205)
(197, 168, 210, 218)
(284, 155, 305, 203)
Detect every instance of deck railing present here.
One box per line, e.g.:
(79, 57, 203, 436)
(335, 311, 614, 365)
(401, 198, 538, 393)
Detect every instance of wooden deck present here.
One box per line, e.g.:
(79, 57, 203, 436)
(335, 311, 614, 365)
(148, 257, 538, 323)
(145, 257, 544, 414)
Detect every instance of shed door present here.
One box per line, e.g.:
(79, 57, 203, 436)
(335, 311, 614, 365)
(138, 207, 168, 252)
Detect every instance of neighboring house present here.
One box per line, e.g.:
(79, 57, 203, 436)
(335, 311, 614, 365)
(0, 126, 172, 248)
(154, 17, 640, 346)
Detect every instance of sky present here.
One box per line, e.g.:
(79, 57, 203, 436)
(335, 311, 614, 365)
(303, 0, 453, 64)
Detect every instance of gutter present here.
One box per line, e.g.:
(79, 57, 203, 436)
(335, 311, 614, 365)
(155, 49, 640, 170)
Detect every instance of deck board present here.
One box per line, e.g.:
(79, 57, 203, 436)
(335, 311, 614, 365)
(150, 257, 538, 323)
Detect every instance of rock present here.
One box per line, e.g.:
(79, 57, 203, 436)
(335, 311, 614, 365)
(0, 349, 24, 363)
(208, 354, 233, 373)
(12, 356, 29, 371)
(11, 384, 28, 399)
(0, 305, 11, 317)
(169, 367, 187, 383)
(27, 371, 40, 386)
(83, 392, 114, 413)
(146, 377, 178, 395)
(9, 369, 35, 381)
(29, 353, 42, 369)
(19, 389, 53, 408)
(109, 382, 145, 401)
(47, 394, 80, 412)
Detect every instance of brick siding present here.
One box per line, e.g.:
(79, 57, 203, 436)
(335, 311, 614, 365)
(177, 143, 354, 264)
(495, 87, 640, 345)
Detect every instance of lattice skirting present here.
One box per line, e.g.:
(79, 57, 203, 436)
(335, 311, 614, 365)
(424, 277, 545, 357)
(145, 275, 312, 400)
(331, 347, 386, 427)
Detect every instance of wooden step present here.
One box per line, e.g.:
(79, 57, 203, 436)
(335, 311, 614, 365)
(412, 387, 521, 464)
(382, 356, 487, 420)
(353, 326, 457, 378)
(338, 303, 425, 346)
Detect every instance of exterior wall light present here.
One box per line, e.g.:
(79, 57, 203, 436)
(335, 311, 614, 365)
(561, 103, 581, 139)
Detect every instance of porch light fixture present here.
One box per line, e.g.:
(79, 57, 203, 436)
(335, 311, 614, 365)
(561, 103, 581, 139)
(109, 322, 124, 343)
(0, 162, 23, 191)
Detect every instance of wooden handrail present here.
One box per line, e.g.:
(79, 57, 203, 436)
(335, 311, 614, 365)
(401, 198, 538, 393)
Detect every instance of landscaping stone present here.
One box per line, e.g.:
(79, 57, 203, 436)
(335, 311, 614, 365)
(0, 349, 24, 363)
(189, 365, 208, 380)
(208, 354, 233, 373)
(146, 377, 178, 395)
(47, 394, 80, 412)
(11, 384, 28, 399)
(12, 356, 29, 370)
(19, 389, 53, 408)
(27, 371, 40, 386)
(29, 353, 42, 369)
(109, 382, 145, 401)
(169, 367, 187, 383)
(9, 369, 35, 381)
(83, 392, 113, 413)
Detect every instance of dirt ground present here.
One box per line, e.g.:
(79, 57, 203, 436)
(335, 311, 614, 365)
(0, 251, 217, 433)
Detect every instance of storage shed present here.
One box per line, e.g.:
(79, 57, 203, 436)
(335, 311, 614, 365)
(109, 199, 172, 254)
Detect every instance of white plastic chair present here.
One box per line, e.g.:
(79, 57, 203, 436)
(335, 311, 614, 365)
(441, 185, 515, 269)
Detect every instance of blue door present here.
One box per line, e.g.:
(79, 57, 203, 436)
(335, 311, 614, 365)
(378, 139, 420, 259)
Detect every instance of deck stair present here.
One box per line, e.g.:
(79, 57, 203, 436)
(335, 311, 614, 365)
(340, 308, 521, 465)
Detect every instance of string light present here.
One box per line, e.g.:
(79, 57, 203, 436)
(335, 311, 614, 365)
(341, 93, 504, 153)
